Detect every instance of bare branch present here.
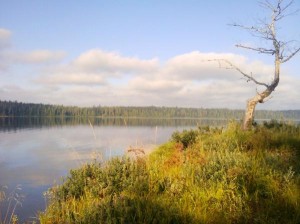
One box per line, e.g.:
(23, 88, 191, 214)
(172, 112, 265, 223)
(277, 8, 300, 20)
(273, 0, 298, 21)
(278, 0, 294, 14)
(281, 47, 300, 63)
(230, 23, 263, 34)
(254, 87, 270, 103)
(235, 44, 276, 54)
(258, 94, 273, 103)
(281, 0, 293, 11)
(206, 59, 269, 88)
(229, 23, 275, 41)
(232, 1, 299, 63)
(259, 0, 275, 11)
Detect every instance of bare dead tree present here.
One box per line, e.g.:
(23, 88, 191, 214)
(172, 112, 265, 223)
(212, 0, 300, 130)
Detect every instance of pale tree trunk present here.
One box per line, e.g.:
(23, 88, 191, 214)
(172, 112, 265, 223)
(243, 59, 280, 130)
(243, 84, 277, 130)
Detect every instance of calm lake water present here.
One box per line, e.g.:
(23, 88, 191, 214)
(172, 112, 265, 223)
(0, 117, 230, 222)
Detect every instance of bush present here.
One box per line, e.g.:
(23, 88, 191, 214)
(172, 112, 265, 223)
(171, 129, 198, 149)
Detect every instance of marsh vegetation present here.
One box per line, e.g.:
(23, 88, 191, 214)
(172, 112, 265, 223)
(39, 121, 300, 224)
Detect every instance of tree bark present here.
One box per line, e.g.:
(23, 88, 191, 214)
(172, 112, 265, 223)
(243, 59, 280, 130)
(243, 88, 273, 130)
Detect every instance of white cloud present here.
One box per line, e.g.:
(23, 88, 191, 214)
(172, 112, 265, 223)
(0, 28, 66, 74)
(37, 72, 106, 86)
(128, 76, 185, 93)
(0, 28, 12, 72)
(14, 50, 66, 64)
(162, 51, 273, 83)
(37, 49, 159, 86)
(0, 56, 8, 71)
(2, 48, 299, 109)
(0, 28, 11, 48)
(74, 49, 159, 73)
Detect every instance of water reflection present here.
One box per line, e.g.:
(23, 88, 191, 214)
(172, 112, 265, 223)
(0, 125, 171, 187)
(0, 116, 230, 132)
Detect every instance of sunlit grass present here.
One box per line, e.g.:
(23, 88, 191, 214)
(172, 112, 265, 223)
(39, 121, 300, 223)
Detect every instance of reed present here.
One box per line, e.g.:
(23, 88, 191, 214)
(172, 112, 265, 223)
(0, 185, 24, 224)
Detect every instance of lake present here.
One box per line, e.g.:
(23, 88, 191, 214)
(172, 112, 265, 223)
(0, 117, 230, 222)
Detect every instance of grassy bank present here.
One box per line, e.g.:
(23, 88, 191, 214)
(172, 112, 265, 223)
(39, 121, 300, 224)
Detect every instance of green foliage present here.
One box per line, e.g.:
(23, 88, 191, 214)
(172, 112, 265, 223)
(40, 121, 300, 224)
(171, 129, 198, 149)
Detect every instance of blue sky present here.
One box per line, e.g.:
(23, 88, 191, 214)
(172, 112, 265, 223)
(0, 0, 299, 109)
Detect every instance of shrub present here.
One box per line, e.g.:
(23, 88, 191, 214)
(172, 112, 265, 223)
(171, 129, 198, 149)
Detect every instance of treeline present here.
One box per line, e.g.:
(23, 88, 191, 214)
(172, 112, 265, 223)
(1, 100, 300, 120)
(0, 117, 232, 132)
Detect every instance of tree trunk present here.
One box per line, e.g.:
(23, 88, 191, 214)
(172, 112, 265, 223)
(242, 41, 281, 130)
(243, 77, 279, 130)
(243, 91, 268, 130)
(243, 96, 258, 130)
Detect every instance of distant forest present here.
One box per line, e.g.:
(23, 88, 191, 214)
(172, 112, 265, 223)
(1, 100, 300, 120)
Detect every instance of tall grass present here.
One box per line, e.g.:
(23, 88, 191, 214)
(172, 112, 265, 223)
(39, 121, 300, 223)
(0, 185, 24, 224)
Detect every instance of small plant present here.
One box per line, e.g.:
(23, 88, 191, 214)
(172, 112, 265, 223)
(171, 129, 198, 149)
(0, 185, 24, 224)
(263, 119, 283, 129)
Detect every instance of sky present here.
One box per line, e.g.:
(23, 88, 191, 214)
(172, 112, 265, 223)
(0, 0, 299, 109)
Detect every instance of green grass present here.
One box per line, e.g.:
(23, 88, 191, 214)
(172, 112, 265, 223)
(39, 121, 300, 224)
